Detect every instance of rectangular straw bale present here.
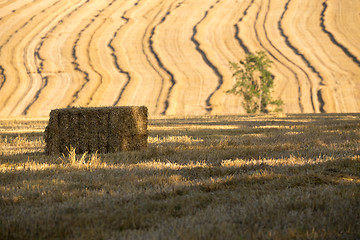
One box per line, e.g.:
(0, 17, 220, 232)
(45, 106, 148, 155)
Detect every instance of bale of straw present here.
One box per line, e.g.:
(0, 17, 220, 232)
(45, 106, 148, 155)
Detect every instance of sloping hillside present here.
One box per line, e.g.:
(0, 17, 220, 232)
(0, 0, 359, 117)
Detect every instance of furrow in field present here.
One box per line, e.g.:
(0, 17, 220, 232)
(136, 1, 186, 115)
(322, 0, 360, 112)
(0, 0, 83, 116)
(190, 0, 251, 115)
(17, 0, 66, 116)
(190, 0, 223, 114)
(284, 0, 360, 112)
(236, 0, 300, 112)
(0, 0, 38, 87)
(236, 0, 266, 57)
(258, 0, 307, 113)
(34, 0, 104, 110)
(278, 0, 325, 112)
(153, 0, 221, 115)
(230, 0, 257, 114)
(68, 0, 111, 107)
(108, 27, 131, 106)
(113, 0, 182, 115)
(140, 0, 182, 115)
(0, 0, 39, 52)
(71, 0, 145, 109)
(68, 15, 100, 107)
(0, 0, 359, 116)
(234, 0, 255, 55)
(324, 0, 360, 66)
(110, 0, 160, 110)
(25, 22, 60, 114)
(16, 1, 78, 116)
(24, 1, 88, 115)
(148, 2, 183, 115)
(320, 1, 360, 67)
(0, 0, 61, 116)
(72, 0, 125, 107)
(330, 0, 360, 108)
(0, 0, 42, 114)
(109, 0, 141, 107)
(0, 66, 5, 91)
(88, 0, 137, 107)
(22, 0, 93, 116)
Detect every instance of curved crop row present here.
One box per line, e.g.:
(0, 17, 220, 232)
(0, 0, 358, 116)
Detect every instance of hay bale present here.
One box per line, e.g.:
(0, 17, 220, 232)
(45, 106, 148, 155)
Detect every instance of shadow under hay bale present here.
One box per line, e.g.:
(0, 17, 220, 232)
(45, 106, 148, 155)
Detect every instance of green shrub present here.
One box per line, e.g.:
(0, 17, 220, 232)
(227, 51, 283, 113)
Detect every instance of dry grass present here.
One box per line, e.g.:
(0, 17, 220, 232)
(1, 114, 359, 239)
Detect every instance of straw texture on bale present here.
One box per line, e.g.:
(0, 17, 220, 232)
(45, 106, 148, 155)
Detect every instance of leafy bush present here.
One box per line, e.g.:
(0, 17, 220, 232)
(227, 51, 283, 113)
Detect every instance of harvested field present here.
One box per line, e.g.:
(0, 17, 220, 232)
(1, 114, 360, 239)
(0, 0, 359, 117)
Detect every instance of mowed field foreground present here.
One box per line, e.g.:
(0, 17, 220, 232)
(1, 114, 360, 239)
(0, 0, 360, 117)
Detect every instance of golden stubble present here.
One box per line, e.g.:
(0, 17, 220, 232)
(0, 114, 359, 239)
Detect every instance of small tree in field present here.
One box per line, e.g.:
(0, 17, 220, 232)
(227, 51, 283, 113)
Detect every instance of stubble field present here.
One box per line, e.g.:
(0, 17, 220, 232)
(0, 114, 359, 239)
